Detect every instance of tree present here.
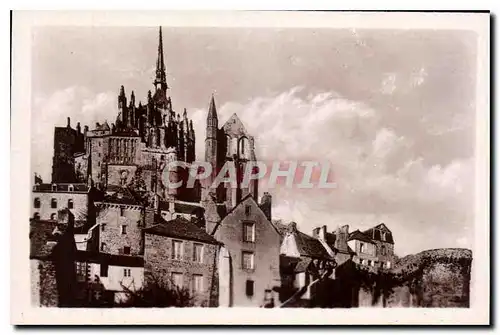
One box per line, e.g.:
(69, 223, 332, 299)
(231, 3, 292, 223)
(116, 273, 195, 307)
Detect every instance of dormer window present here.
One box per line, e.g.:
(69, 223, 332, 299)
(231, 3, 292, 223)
(68, 184, 74, 192)
(51, 184, 57, 191)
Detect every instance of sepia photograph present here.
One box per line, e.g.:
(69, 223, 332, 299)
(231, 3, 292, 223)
(10, 10, 490, 325)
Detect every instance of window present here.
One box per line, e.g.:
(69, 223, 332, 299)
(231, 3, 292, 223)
(193, 243, 203, 263)
(242, 251, 254, 270)
(101, 223, 106, 232)
(123, 246, 131, 255)
(68, 199, 74, 209)
(68, 184, 74, 192)
(51, 198, 57, 209)
(100, 242, 106, 252)
(50, 213, 56, 220)
(100, 263, 108, 277)
(98, 162, 101, 167)
(359, 242, 365, 254)
(172, 240, 183, 260)
(123, 268, 131, 277)
(33, 212, 40, 220)
(172, 272, 183, 288)
(381, 232, 387, 241)
(245, 280, 254, 297)
(243, 222, 255, 242)
(245, 205, 251, 216)
(51, 184, 57, 191)
(76, 262, 87, 282)
(192, 275, 203, 294)
(380, 245, 386, 256)
(34, 197, 40, 208)
(121, 225, 127, 235)
(120, 207, 125, 216)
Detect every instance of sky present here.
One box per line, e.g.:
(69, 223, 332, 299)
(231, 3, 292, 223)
(31, 26, 478, 256)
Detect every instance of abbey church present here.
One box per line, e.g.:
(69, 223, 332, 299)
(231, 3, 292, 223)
(30, 27, 395, 309)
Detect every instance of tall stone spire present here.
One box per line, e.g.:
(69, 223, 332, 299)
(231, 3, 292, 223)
(205, 94, 219, 191)
(154, 26, 168, 92)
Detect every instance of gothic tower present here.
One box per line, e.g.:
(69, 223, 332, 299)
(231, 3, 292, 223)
(205, 95, 218, 189)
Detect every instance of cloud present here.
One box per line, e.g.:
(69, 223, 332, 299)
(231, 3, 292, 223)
(187, 87, 475, 256)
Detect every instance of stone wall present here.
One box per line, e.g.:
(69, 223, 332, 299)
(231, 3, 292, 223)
(31, 191, 88, 221)
(97, 205, 143, 256)
(144, 233, 219, 307)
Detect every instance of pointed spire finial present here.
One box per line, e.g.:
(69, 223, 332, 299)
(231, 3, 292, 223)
(208, 94, 218, 120)
(154, 26, 168, 90)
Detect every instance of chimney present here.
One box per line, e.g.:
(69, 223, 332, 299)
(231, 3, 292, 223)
(67, 117, 71, 128)
(259, 192, 272, 221)
(76, 122, 81, 134)
(319, 225, 327, 241)
(312, 227, 320, 238)
(84, 125, 89, 135)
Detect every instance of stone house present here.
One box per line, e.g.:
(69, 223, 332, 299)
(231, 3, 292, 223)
(210, 194, 282, 307)
(143, 216, 222, 307)
(93, 187, 145, 256)
(347, 223, 395, 269)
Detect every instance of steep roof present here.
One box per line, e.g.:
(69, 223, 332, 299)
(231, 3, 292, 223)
(144, 217, 222, 245)
(325, 232, 356, 255)
(348, 230, 374, 244)
(362, 223, 394, 244)
(294, 231, 332, 260)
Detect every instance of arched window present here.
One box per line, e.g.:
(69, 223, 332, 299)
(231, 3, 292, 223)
(51, 198, 57, 209)
(68, 199, 74, 209)
(34, 197, 40, 208)
(33, 212, 40, 220)
(238, 137, 249, 159)
(50, 213, 56, 220)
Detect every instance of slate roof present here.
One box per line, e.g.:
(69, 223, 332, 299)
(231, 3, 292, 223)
(144, 217, 222, 245)
(101, 187, 144, 206)
(294, 231, 332, 260)
(271, 220, 289, 236)
(159, 201, 204, 216)
(348, 230, 375, 244)
(363, 224, 395, 244)
(325, 232, 356, 255)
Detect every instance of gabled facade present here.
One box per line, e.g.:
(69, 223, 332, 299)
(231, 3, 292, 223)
(212, 195, 281, 307)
